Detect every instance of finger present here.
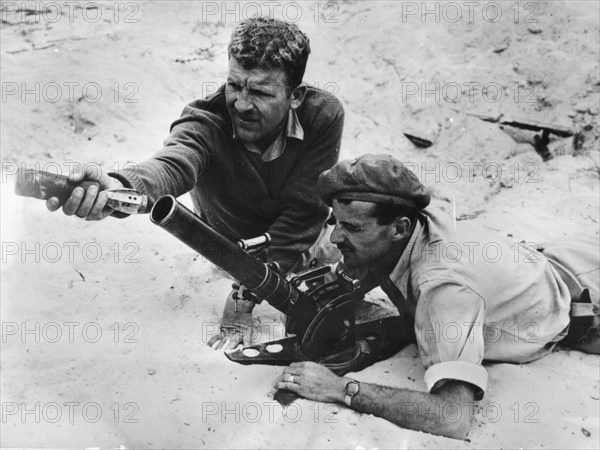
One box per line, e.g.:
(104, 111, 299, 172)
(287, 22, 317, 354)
(223, 343, 242, 354)
(46, 197, 61, 212)
(225, 337, 240, 350)
(69, 164, 101, 182)
(207, 333, 221, 347)
(217, 337, 233, 351)
(289, 362, 306, 370)
(282, 373, 296, 383)
(76, 184, 98, 218)
(82, 163, 103, 181)
(274, 381, 300, 392)
(68, 168, 85, 183)
(214, 337, 228, 350)
(209, 331, 227, 349)
(242, 331, 252, 347)
(62, 187, 84, 216)
(87, 189, 109, 220)
(223, 338, 236, 350)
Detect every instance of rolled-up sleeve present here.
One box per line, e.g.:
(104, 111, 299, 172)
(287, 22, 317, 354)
(414, 280, 488, 400)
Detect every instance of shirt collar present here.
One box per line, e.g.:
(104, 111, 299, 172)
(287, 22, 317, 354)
(386, 215, 426, 299)
(235, 109, 304, 162)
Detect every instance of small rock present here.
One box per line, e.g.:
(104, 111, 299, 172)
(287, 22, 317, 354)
(148, 369, 156, 375)
(493, 37, 510, 53)
(528, 25, 542, 34)
(581, 427, 591, 437)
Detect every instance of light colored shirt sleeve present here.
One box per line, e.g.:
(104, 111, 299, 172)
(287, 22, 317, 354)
(414, 280, 488, 400)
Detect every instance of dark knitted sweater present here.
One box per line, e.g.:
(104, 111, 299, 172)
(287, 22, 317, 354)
(115, 85, 344, 273)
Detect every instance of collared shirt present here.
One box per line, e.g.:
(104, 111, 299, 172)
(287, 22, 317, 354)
(366, 209, 572, 399)
(235, 109, 305, 162)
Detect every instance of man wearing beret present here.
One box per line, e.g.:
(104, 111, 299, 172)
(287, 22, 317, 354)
(275, 154, 599, 439)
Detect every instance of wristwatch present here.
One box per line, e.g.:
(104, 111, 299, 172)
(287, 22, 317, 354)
(344, 379, 360, 407)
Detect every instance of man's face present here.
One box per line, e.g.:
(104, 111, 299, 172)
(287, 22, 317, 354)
(225, 58, 294, 145)
(330, 199, 397, 269)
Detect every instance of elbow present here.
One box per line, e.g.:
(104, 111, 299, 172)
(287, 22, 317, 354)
(437, 412, 471, 440)
(442, 420, 470, 440)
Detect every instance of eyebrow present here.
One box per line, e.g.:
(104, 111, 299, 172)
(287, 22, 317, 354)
(227, 77, 281, 89)
(331, 215, 364, 228)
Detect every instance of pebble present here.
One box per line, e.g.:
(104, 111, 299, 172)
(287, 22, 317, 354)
(528, 25, 543, 34)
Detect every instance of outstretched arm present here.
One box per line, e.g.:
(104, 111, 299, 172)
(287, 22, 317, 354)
(274, 361, 474, 440)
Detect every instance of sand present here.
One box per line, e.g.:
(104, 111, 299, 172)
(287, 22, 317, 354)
(1, 1, 599, 448)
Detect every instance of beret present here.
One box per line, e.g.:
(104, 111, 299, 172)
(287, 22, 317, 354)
(317, 154, 431, 209)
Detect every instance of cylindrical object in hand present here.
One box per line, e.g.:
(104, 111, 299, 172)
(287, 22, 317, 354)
(15, 168, 98, 204)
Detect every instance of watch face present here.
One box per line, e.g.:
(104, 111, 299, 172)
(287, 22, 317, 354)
(345, 381, 360, 396)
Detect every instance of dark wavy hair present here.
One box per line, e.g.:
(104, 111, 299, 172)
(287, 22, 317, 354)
(228, 17, 311, 90)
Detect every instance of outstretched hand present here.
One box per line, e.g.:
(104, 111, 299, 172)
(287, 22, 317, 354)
(46, 164, 123, 220)
(207, 288, 255, 351)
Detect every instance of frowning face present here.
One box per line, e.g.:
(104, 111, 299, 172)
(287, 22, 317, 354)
(225, 58, 302, 147)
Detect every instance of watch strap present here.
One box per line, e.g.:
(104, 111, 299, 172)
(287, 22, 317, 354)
(344, 379, 360, 407)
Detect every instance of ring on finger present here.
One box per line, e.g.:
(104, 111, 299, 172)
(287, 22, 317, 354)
(289, 374, 296, 384)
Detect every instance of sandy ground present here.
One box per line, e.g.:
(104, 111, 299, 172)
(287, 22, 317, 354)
(1, 1, 599, 448)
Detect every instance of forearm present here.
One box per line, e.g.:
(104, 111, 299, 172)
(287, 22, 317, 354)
(268, 205, 329, 273)
(277, 362, 473, 439)
(349, 381, 473, 440)
(111, 118, 214, 212)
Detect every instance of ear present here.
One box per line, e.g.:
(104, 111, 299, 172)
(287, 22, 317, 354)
(289, 84, 307, 109)
(391, 217, 412, 242)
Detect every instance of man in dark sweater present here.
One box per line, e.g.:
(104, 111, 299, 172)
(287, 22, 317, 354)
(47, 18, 344, 349)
